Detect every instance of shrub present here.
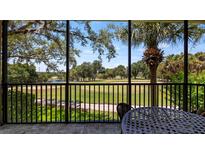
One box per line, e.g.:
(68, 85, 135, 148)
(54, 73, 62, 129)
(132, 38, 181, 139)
(7, 89, 36, 123)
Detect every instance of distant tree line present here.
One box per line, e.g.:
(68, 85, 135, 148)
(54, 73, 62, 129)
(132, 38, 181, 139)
(7, 51, 205, 86)
(8, 63, 65, 84)
(70, 60, 150, 81)
(8, 60, 151, 83)
(70, 60, 103, 81)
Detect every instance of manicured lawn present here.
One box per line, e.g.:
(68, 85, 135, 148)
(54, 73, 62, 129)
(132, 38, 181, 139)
(7, 79, 178, 123)
(7, 105, 119, 123)
(10, 79, 174, 107)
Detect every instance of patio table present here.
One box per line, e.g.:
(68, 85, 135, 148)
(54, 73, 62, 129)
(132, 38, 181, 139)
(121, 107, 205, 134)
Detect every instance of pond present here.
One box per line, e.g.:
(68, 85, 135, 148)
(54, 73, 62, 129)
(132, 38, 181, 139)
(47, 80, 65, 83)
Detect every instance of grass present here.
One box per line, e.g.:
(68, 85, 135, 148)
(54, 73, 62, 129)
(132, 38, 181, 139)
(7, 79, 178, 123)
(7, 79, 203, 123)
(7, 105, 119, 123)
(14, 83, 171, 107)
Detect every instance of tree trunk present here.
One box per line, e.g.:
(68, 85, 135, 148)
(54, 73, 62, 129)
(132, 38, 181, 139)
(150, 66, 157, 107)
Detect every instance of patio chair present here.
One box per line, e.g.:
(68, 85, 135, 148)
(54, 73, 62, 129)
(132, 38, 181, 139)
(197, 108, 205, 117)
(117, 103, 133, 134)
(191, 109, 205, 117)
(191, 110, 197, 114)
(117, 103, 133, 121)
(200, 112, 205, 117)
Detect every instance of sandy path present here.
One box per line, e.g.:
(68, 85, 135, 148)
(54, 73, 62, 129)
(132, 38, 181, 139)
(35, 99, 177, 112)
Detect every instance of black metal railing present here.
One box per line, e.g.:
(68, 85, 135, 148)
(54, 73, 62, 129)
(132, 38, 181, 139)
(6, 83, 205, 124)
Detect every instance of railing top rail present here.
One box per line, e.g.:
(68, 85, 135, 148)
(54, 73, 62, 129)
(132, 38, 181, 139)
(7, 82, 205, 86)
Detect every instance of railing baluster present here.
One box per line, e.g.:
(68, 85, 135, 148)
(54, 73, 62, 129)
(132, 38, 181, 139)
(197, 85, 199, 110)
(60, 85, 62, 122)
(89, 85, 91, 122)
(84, 85, 86, 121)
(69, 84, 71, 122)
(31, 85, 33, 123)
(127, 84, 128, 104)
(117, 85, 119, 122)
(203, 86, 205, 110)
(50, 85, 52, 122)
(134, 85, 136, 108)
(166, 84, 168, 109)
(94, 85, 96, 122)
(143, 84, 145, 107)
(148, 85, 150, 107)
(36, 85, 38, 123)
(204, 85, 205, 111)
(46, 85, 47, 123)
(108, 85, 110, 122)
(26, 85, 28, 123)
(156, 84, 159, 107)
(16, 85, 18, 123)
(189, 85, 192, 112)
(40, 85, 42, 123)
(112, 85, 114, 122)
(55, 85, 57, 122)
(174, 84, 176, 110)
(161, 85, 163, 107)
(139, 85, 141, 107)
(179, 85, 181, 110)
(75, 85, 77, 122)
(98, 85, 100, 121)
(103, 85, 105, 122)
(11, 86, 13, 123)
(170, 85, 172, 109)
(79, 85, 81, 122)
(21, 85, 23, 123)
(122, 85, 124, 103)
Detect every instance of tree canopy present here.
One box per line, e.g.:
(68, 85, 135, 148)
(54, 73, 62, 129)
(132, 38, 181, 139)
(8, 21, 116, 71)
(131, 60, 149, 79)
(115, 65, 126, 79)
(158, 52, 205, 82)
(8, 63, 38, 83)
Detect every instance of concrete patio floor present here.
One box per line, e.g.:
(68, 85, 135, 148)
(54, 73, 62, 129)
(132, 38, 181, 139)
(0, 123, 121, 134)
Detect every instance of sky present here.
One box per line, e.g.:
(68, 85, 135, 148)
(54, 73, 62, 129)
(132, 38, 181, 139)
(33, 21, 205, 72)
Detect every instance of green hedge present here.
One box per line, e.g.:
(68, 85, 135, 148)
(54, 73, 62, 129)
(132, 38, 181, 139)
(168, 72, 205, 111)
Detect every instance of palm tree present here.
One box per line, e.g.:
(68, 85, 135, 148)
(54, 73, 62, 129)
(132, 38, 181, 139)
(131, 22, 185, 84)
(159, 54, 184, 81)
(116, 21, 204, 106)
